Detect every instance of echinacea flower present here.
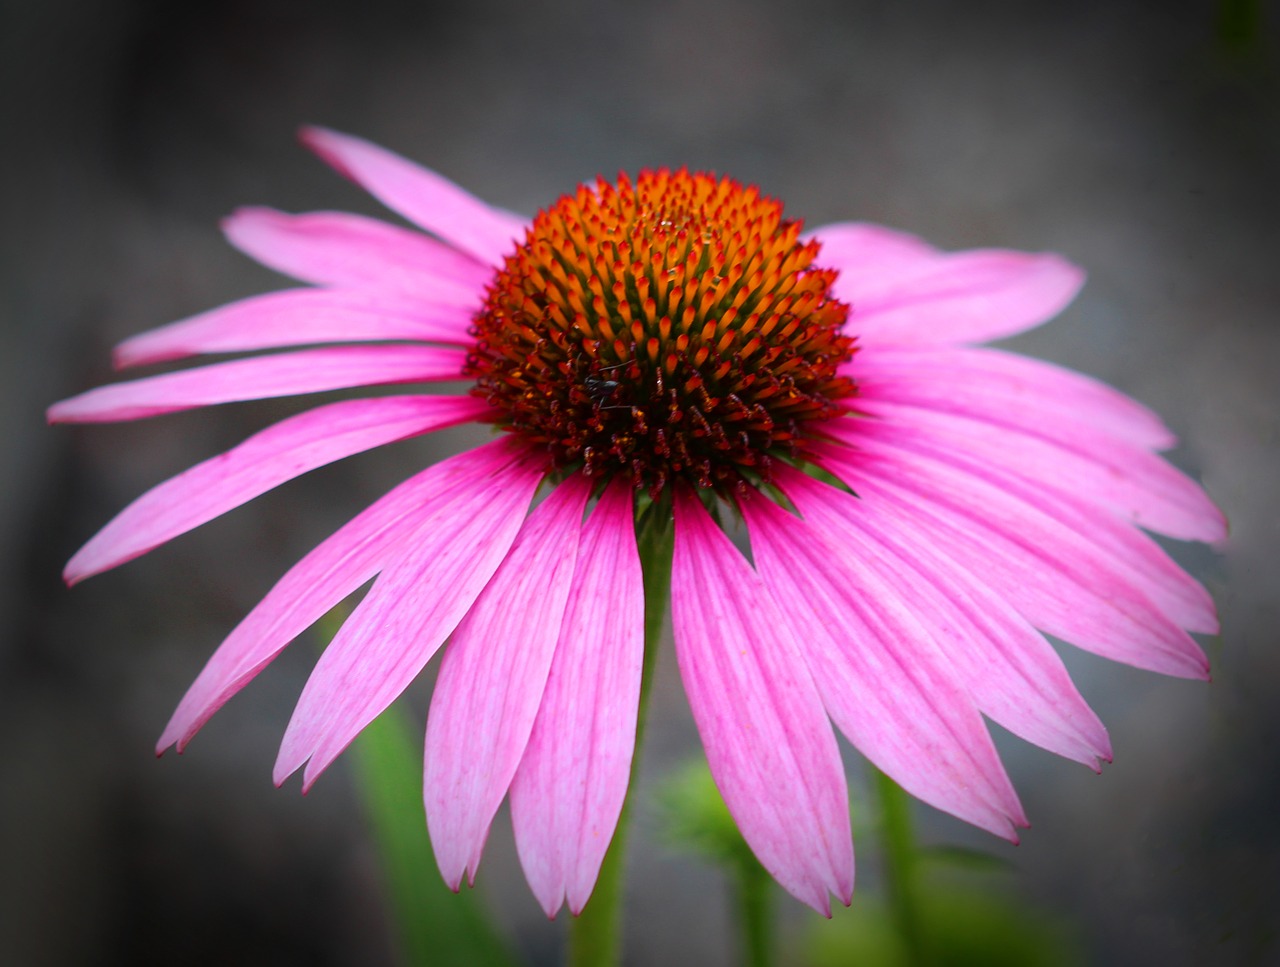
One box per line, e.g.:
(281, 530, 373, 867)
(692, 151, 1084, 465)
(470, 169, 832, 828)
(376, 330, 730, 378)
(51, 129, 1225, 917)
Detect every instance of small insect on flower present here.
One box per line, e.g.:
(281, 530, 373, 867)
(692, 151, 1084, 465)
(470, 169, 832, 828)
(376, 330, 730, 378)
(582, 360, 632, 411)
(51, 128, 1224, 918)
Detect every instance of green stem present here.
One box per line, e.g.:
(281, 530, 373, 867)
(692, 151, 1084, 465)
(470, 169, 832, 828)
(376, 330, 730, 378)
(733, 856, 774, 967)
(568, 503, 673, 967)
(350, 701, 516, 967)
(875, 768, 927, 966)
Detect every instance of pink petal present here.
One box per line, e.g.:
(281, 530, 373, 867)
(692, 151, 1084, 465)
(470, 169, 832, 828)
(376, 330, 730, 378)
(275, 455, 545, 789)
(158, 438, 523, 753)
(847, 400, 1226, 543)
(816, 436, 1210, 678)
(740, 486, 1028, 840)
(62, 394, 489, 584)
(806, 222, 938, 292)
(846, 417, 1217, 634)
(424, 473, 592, 890)
(670, 488, 853, 915)
(113, 288, 475, 369)
(509, 479, 644, 917)
(223, 207, 491, 300)
(829, 248, 1084, 347)
(300, 126, 526, 267)
(49, 345, 467, 423)
(772, 466, 1112, 768)
(850, 345, 1176, 451)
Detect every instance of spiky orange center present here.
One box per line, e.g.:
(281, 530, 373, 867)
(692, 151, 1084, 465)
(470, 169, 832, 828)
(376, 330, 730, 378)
(466, 169, 857, 496)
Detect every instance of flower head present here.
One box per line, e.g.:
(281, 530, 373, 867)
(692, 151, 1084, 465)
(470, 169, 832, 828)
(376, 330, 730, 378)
(51, 129, 1224, 917)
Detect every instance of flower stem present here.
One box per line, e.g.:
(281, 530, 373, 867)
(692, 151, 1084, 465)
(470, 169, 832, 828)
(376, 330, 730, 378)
(351, 700, 516, 967)
(874, 768, 927, 965)
(733, 855, 774, 967)
(567, 504, 673, 967)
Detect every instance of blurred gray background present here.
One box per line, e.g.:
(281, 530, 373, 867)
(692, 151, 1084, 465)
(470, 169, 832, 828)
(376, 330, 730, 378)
(4, 0, 1278, 964)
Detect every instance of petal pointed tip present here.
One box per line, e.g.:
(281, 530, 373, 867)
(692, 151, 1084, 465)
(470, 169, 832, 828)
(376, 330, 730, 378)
(173, 726, 200, 755)
(63, 549, 99, 586)
(1097, 732, 1114, 766)
(796, 885, 834, 918)
(298, 123, 333, 150)
(300, 758, 329, 794)
(833, 877, 853, 910)
(155, 722, 181, 756)
(272, 756, 299, 789)
(298, 126, 356, 180)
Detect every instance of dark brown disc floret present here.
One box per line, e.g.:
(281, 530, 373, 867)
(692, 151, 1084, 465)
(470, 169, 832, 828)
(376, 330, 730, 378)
(466, 168, 857, 497)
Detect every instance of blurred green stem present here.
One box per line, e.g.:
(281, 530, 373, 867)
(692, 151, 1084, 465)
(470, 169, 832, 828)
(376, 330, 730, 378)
(875, 769, 927, 965)
(734, 855, 774, 967)
(350, 699, 516, 967)
(568, 505, 673, 967)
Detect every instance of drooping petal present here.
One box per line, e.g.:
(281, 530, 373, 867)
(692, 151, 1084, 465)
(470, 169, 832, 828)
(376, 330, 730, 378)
(671, 488, 853, 915)
(509, 479, 644, 917)
(740, 486, 1028, 839)
(849, 345, 1177, 451)
(424, 473, 591, 891)
(275, 455, 544, 789)
(771, 466, 1112, 767)
(158, 438, 522, 753)
(223, 207, 490, 300)
(62, 394, 490, 584)
(825, 245, 1084, 347)
(113, 288, 475, 369)
(843, 417, 1217, 634)
(843, 400, 1226, 544)
(49, 345, 467, 423)
(817, 437, 1210, 678)
(300, 126, 526, 266)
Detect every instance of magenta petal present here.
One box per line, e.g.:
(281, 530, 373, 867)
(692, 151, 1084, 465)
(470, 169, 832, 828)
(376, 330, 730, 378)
(112, 288, 475, 369)
(830, 248, 1084, 347)
(300, 126, 525, 266)
(847, 421, 1218, 634)
(805, 222, 938, 293)
(842, 401, 1226, 545)
(740, 487, 1028, 839)
(851, 345, 1176, 451)
(275, 457, 545, 789)
(222, 207, 491, 299)
(509, 479, 645, 917)
(817, 438, 1210, 679)
(157, 439, 522, 753)
(671, 489, 854, 915)
(774, 467, 1112, 768)
(63, 394, 489, 584)
(48, 345, 468, 423)
(424, 473, 591, 891)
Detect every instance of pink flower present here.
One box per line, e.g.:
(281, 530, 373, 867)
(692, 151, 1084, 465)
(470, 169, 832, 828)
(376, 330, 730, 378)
(50, 129, 1225, 917)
